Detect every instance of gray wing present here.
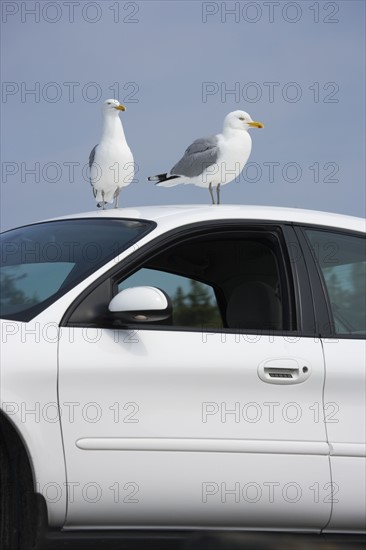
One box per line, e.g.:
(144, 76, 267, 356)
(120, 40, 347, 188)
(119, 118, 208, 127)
(89, 144, 98, 169)
(89, 144, 98, 196)
(170, 135, 219, 178)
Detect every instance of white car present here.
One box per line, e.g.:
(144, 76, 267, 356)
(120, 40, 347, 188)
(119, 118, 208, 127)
(1, 205, 365, 548)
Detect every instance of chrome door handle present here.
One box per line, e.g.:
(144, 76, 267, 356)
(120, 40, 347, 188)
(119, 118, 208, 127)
(258, 358, 311, 385)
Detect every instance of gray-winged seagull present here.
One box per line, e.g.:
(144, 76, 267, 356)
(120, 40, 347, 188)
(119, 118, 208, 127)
(148, 111, 263, 204)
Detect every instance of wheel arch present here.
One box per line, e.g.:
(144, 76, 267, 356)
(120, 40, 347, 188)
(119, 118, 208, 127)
(0, 410, 49, 548)
(0, 405, 67, 528)
(0, 409, 37, 491)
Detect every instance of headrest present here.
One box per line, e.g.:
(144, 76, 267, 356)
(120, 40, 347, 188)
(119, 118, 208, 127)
(226, 281, 282, 330)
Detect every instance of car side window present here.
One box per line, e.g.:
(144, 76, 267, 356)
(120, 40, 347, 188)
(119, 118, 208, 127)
(114, 230, 292, 332)
(118, 268, 222, 328)
(305, 229, 366, 336)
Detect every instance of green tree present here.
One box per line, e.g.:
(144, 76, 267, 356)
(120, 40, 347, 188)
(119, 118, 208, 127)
(0, 272, 39, 312)
(324, 262, 366, 333)
(172, 279, 222, 328)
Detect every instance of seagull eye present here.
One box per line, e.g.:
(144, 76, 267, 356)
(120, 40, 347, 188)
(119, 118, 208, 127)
(239, 117, 245, 121)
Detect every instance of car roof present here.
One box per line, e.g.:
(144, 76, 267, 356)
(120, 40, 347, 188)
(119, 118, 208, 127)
(47, 205, 365, 234)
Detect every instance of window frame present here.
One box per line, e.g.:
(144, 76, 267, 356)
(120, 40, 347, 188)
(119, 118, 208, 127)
(113, 231, 287, 331)
(62, 220, 313, 337)
(296, 225, 366, 340)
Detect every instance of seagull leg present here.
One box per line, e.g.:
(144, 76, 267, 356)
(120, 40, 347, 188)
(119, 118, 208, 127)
(114, 188, 120, 209)
(209, 182, 215, 205)
(216, 184, 221, 205)
(102, 190, 105, 210)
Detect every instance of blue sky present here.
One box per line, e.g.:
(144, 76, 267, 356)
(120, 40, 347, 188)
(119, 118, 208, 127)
(1, 0, 365, 230)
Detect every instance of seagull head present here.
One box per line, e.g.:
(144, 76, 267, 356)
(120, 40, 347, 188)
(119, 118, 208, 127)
(224, 110, 264, 132)
(102, 98, 126, 114)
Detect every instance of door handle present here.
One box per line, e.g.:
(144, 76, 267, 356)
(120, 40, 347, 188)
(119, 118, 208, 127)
(258, 358, 311, 385)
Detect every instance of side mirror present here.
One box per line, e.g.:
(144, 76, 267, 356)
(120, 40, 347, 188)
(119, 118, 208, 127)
(108, 286, 172, 323)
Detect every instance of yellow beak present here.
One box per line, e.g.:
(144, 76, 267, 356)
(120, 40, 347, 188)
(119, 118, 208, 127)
(248, 121, 264, 128)
(114, 104, 126, 111)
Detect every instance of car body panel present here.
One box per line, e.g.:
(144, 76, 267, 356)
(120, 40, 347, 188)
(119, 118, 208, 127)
(0, 320, 66, 525)
(321, 340, 366, 532)
(48, 205, 365, 235)
(58, 327, 330, 529)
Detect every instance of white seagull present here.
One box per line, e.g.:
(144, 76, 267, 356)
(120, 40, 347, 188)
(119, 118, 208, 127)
(148, 111, 263, 204)
(89, 99, 134, 209)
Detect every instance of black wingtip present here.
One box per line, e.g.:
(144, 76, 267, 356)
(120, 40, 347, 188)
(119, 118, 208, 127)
(148, 174, 180, 185)
(148, 173, 168, 183)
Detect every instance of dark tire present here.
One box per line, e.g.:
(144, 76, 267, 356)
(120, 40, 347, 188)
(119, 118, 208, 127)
(0, 415, 45, 550)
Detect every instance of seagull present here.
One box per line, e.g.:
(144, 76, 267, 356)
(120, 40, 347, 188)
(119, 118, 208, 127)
(148, 111, 263, 204)
(89, 99, 134, 209)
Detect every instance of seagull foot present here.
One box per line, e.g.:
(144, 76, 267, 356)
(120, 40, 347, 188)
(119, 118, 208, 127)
(209, 183, 215, 205)
(114, 188, 120, 208)
(216, 184, 221, 205)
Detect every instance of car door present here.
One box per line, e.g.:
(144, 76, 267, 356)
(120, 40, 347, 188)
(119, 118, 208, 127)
(58, 222, 331, 530)
(299, 227, 366, 532)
